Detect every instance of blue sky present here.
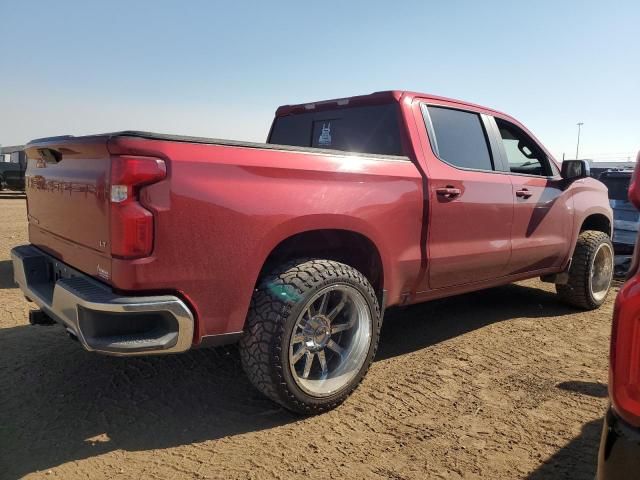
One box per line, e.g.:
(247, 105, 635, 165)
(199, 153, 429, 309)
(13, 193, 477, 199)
(1, 0, 638, 161)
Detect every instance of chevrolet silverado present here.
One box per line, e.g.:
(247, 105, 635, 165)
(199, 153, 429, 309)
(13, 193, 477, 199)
(12, 91, 614, 413)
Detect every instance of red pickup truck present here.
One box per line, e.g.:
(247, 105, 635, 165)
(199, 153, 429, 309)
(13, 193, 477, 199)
(12, 91, 614, 414)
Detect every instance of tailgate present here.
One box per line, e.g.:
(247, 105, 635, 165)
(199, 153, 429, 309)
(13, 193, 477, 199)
(25, 136, 113, 281)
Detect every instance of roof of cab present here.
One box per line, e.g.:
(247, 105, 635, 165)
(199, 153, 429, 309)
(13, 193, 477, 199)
(275, 90, 513, 120)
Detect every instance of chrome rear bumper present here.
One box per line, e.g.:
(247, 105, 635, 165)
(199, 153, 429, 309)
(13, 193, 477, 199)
(11, 245, 194, 356)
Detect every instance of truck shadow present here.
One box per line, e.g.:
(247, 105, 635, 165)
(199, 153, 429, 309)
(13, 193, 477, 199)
(525, 381, 608, 478)
(527, 418, 603, 479)
(0, 260, 16, 289)
(0, 332, 296, 479)
(556, 380, 608, 398)
(377, 282, 574, 360)
(0, 282, 576, 478)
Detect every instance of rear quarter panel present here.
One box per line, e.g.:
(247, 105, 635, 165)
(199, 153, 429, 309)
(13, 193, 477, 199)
(107, 137, 423, 341)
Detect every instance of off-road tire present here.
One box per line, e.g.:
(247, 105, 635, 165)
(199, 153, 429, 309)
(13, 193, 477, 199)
(556, 230, 613, 310)
(239, 259, 381, 415)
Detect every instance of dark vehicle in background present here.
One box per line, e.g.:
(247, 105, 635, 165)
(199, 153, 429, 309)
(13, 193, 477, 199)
(0, 145, 27, 191)
(599, 169, 637, 276)
(590, 162, 635, 180)
(600, 169, 637, 254)
(597, 152, 640, 479)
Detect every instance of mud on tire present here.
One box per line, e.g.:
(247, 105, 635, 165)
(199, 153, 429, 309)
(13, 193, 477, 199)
(556, 230, 614, 310)
(239, 259, 381, 415)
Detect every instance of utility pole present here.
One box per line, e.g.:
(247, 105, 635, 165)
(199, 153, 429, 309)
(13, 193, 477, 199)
(575, 122, 584, 160)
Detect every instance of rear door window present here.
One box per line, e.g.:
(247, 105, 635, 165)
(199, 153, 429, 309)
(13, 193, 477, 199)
(423, 105, 494, 171)
(269, 104, 403, 156)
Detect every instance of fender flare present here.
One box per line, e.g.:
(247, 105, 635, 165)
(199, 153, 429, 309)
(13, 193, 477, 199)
(255, 214, 394, 292)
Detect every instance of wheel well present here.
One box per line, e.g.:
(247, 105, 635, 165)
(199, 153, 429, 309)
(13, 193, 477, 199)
(580, 214, 611, 237)
(259, 230, 384, 293)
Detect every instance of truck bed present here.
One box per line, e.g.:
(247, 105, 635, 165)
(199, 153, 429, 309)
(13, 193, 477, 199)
(23, 130, 422, 342)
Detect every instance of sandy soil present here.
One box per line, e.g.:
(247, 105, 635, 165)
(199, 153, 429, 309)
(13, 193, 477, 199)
(0, 193, 613, 479)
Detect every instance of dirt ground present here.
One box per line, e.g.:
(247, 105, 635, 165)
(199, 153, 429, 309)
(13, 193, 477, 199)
(0, 193, 614, 479)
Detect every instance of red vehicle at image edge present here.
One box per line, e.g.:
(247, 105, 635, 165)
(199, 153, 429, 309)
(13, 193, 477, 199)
(12, 90, 614, 414)
(597, 151, 640, 479)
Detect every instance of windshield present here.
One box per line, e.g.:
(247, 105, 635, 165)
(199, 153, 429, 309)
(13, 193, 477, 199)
(268, 103, 404, 156)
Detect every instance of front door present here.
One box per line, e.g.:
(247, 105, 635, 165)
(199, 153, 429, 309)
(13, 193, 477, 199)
(492, 117, 571, 274)
(421, 104, 514, 290)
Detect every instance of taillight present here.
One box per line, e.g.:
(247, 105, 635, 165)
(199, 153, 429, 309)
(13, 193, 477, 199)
(610, 276, 640, 427)
(110, 156, 166, 258)
(612, 153, 640, 426)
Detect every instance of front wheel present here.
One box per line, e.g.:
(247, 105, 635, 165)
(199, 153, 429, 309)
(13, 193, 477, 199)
(239, 259, 381, 414)
(557, 230, 614, 309)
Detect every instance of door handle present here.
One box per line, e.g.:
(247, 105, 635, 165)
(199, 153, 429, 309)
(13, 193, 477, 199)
(435, 186, 461, 198)
(515, 188, 532, 199)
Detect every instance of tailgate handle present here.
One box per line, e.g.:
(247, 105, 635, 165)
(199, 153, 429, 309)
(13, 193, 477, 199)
(38, 148, 62, 164)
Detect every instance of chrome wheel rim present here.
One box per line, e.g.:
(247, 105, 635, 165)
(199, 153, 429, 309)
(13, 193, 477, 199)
(288, 284, 372, 397)
(590, 242, 613, 302)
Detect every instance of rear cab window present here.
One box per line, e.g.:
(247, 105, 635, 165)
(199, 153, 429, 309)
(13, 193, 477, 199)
(268, 104, 404, 157)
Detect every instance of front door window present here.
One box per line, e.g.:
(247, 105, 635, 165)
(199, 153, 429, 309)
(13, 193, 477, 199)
(496, 119, 552, 177)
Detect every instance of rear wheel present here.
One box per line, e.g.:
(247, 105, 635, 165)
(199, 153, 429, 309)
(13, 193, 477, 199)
(239, 259, 381, 414)
(557, 230, 614, 309)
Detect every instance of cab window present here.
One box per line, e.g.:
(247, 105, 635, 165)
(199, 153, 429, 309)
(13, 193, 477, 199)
(496, 119, 552, 176)
(423, 105, 494, 171)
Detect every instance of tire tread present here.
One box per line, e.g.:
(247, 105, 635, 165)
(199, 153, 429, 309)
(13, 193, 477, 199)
(557, 230, 612, 310)
(239, 259, 381, 414)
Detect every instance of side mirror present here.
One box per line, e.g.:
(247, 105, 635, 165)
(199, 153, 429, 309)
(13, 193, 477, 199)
(561, 159, 590, 180)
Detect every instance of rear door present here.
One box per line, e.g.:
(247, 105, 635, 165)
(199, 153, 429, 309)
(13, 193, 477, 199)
(491, 117, 571, 273)
(419, 104, 514, 290)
